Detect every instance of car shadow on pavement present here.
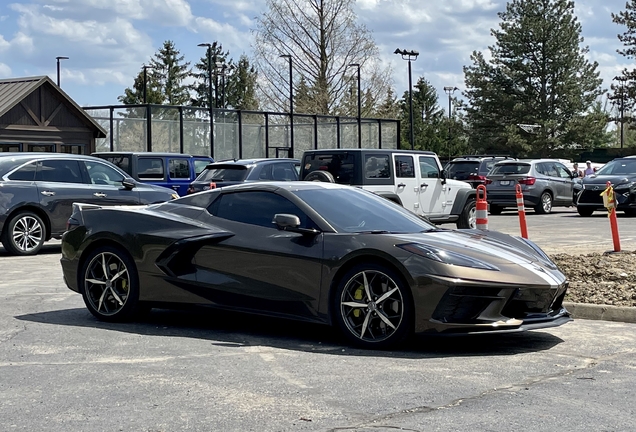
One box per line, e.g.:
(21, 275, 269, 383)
(0, 243, 61, 256)
(16, 306, 565, 359)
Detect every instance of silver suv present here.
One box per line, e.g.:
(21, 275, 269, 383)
(485, 159, 575, 214)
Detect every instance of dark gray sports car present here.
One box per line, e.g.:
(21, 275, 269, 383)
(60, 182, 571, 349)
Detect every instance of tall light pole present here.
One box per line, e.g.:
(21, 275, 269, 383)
(215, 62, 234, 108)
(347, 63, 362, 148)
(198, 43, 215, 158)
(141, 65, 154, 104)
(280, 54, 294, 157)
(55, 56, 69, 87)
(394, 49, 419, 150)
(444, 86, 458, 161)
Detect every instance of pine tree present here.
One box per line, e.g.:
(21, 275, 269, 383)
(225, 55, 259, 110)
(150, 40, 191, 106)
(464, 0, 604, 157)
(191, 42, 230, 109)
(118, 69, 163, 104)
(375, 88, 399, 119)
(398, 77, 447, 152)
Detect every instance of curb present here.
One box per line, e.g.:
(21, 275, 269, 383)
(564, 302, 636, 324)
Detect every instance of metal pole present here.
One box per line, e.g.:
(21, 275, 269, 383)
(56, 59, 60, 87)
(408, 60, 414, 150)
(143, 66, 148, 104)
(207, 48, 215, 158)
(621, 87, 625, 149)
(289, 57, 294, 158)
(357, 66, 361, 148)
(448, 92, 452, 160)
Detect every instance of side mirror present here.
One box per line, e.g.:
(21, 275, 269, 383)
(273, 213, 320, 236)
(122, 178, 136, 190)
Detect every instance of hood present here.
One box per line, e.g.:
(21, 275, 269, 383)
(582, 174, 634, 186)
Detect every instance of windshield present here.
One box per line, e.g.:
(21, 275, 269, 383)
(595, 159, 636, 176)
(293, 187, 436, 233)
(490, 163, 531, 175)
(197, 165, 248, 182)
(447, 161, 479, 178)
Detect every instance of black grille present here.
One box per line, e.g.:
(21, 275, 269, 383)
(432, 287, 505, 323)
(578, 189, 604, 204)
(502, 286, 564, 318)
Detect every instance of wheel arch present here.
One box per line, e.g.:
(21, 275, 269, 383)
(449, 188, 476, 216)
(376, 193, 403, 206)
(326, 252, 415, 326)
(2, 206, 52, 241)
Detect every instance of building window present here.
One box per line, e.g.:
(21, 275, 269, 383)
(0, 143, 21, 152)
(27, 144, 55, 152)
(61, 145, 85, 155)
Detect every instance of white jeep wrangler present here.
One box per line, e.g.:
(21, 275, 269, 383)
(300, 149, 477, 229)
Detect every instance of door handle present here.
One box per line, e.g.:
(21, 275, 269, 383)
(93, 192, 107, 198)
(397, 183, 406, 188)
(420, 183, 428, 188)
(40, 191, 55, 196)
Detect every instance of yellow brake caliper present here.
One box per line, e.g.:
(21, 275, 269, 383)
(353, 285, 364, 318)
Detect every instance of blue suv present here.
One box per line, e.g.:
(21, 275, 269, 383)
(92, 152, 213, 196)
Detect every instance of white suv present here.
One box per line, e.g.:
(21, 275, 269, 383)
(300, 149, 476, 229)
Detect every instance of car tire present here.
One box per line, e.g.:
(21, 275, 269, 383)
(333, 263, 413, 349)
(456, 199, 476, 229)
(304, 171, 335, 182)
(79, 245, 141, 322)
(535, 192, 553, 214)
(1, 211, 46, 256)
(489, 205, 502, 215)
(577, 207, 594, 217)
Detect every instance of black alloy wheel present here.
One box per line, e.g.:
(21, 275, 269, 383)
(334, 263, 412, 349)
(80, 246, 141, 322)
(1, 211, 46, 256)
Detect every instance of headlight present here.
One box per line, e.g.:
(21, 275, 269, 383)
(613, 182, 635, 190)
(398, 243, 499, 271)
(171, 193, 179, 200)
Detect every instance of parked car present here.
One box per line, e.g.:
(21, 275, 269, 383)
(92, 152, 214, 196)
(187, 158, 300, 194)
(576, 156, 636, 216)
(445, 155, 516, 188)
(0, 153, 178, 256)
(485, 159, 575, 214)
(61, 182, 570, 349)
(299, 149, 477, 229)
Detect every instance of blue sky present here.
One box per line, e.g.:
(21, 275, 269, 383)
(0, 0, 630, 108)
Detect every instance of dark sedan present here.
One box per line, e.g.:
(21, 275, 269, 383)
(61, 182, 570, 348)
(187, 158, 300, 194)
(576, 156, 636, 216)
(0, 153, 178, 256)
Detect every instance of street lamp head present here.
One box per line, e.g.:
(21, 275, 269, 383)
(444, 86, 459, 94)
(197, 43, 211, 48)
(394, 48, 419, 60)
(56, 56, 69, 61)
(348, 63, 360, 67)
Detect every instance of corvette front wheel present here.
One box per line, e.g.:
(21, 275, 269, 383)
(80, 246, 141, 322)
(334, 264, 413, 349)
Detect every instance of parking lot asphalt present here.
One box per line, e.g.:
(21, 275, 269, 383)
(1, 210, 636, 431)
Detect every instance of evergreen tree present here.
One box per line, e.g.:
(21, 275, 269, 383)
(226, 55, 259, 110)
(612, 1, 636, 118)
(463, 0, 604, 157)
(191, 42, 230, 109)
(118, 69, 163, 104)
(149, 40, 191, 106)
(375, 88, 399, 119)
(398, 77, 447, 152)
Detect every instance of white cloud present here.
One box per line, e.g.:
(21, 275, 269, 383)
(0, 62, 11, 78)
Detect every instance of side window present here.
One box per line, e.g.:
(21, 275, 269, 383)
(555, 163, 571, 179)
(104, 156, 131, 175)
(208, 191, 313, 229)
(35, 160, 84, 183)
(365, 155, 390, 179)
(169, 159, 190, 179)
(138, 158, 164, 180)
(7, 161, 37, 181)
(543, 163, 558, 177)
(258, 164, 274, 180)
(394, 156, 415, 178)
(535, 163, 547, 176)
(419, 156, 440, 178)
(84, 161, 125, 186)
(194, 159, 210, 176)
(271, 163, 297, 181)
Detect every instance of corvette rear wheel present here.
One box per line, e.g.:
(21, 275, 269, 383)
(80, 246, 140, 322)
(334, 264, 412, 349)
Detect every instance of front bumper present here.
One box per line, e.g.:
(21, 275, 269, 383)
(414, 276, 571, 334)
(577, 188, 636, 210)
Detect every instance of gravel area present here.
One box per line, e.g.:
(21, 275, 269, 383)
(551, 251, 636, 307)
